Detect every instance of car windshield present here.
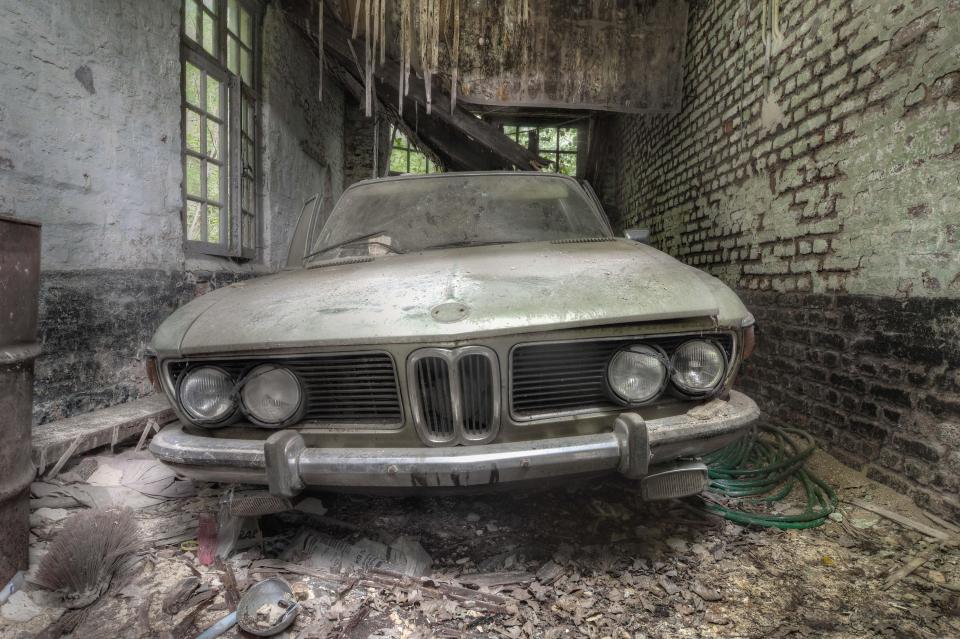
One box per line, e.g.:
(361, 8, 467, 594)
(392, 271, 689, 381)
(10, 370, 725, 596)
(304, 174, 610, 262)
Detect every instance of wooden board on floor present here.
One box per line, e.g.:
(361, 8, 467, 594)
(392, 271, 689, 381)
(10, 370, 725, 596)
(32, 395, 175, 473)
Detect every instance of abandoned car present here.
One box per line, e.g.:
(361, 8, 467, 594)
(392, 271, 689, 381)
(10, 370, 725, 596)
(149, 172, 759, 499)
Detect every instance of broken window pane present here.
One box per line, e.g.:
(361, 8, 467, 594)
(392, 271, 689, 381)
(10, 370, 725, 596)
(184, 0, 200, 42)
(202, 12, 216, 56)
(206, 76, 221, 115)
(185, 109, 202, 153)
(186, 200, 203, 240)
(206, 120, 221, 160)
(207, 205, 221, 242)
(185, 62, 202, 107)
(185, 156, 202, 197)
(207, 163, 221, 203)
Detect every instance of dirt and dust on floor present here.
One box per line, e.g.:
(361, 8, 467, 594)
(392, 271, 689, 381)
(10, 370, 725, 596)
(2, 444, 959, 639)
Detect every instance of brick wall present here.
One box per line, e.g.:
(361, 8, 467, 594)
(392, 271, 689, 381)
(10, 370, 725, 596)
(343, 100, 392, 187)
(612, 0, 960, 518)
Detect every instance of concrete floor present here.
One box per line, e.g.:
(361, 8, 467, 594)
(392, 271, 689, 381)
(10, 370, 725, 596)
(3, 448, 958, 639)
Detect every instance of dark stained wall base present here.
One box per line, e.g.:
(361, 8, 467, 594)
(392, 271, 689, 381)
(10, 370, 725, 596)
(737, 291, 960, 520)
(34, 269, 249, 425)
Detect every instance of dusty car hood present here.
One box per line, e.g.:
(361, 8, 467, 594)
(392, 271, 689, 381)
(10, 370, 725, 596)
(153, 240, 747, 355)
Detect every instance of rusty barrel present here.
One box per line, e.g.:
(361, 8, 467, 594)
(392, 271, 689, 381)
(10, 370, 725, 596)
(0, 215, 40, 588)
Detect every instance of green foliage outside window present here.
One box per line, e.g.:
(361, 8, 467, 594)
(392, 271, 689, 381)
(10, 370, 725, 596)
(389, 129, 440, 174)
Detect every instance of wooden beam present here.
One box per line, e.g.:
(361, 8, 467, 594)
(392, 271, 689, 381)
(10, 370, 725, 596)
(322, 16, 548, 170)
(278, 0, 551, 171)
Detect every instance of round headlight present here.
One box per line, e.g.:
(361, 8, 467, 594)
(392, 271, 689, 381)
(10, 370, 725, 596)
(179, 366, 236, 424)
(240, 365, 303, 426)
(671, 340, 726, 394)
(607, 345, 668, 404)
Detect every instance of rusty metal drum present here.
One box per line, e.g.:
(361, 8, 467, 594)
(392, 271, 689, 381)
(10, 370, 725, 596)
(0, 215, 40, 588)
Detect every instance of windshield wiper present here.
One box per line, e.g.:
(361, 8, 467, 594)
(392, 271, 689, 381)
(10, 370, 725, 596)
(303, 229, 403, 261)
(418, 239, 517, 251)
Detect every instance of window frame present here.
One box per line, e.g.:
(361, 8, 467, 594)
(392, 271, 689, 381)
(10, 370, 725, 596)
(388, 127, 440, 175)
(499, 121, 585, 178)
(180, 0, 261, 260)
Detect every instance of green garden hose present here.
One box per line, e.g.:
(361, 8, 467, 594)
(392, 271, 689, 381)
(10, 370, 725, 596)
(698, 425, 838, 529)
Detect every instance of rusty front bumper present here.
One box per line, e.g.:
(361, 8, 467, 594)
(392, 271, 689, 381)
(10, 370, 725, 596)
(150, 391, 760, 496)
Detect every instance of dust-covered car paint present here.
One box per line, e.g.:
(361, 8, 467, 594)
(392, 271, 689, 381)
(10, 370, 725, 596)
(150, 172, 759, 497)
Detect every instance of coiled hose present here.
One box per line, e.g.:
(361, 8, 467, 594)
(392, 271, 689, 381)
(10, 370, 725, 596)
(698, 425, 837, 529)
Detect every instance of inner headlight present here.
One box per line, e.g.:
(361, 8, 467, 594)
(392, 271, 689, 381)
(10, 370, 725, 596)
(607, 345, 668, 404)
(671, 340, 726, 394)
(179, 366, 236, 424)
(240, 365, 303, 426)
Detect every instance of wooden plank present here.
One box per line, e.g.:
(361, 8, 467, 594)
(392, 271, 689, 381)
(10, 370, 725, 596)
(32, 395, 175, 473)
(845, 498, 953, 541)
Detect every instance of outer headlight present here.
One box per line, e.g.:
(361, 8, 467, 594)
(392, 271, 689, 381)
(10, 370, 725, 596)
(607, 345, 668, 404)
(179, 366, 236, 424)
(240, 365, 303, 426)
(671, 340, 726, 394)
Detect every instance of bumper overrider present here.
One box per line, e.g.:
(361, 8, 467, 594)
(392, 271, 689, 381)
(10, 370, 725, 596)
(150, 391, 759, 498)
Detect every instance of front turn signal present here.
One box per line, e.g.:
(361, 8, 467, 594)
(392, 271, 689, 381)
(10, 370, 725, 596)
(145, 356, 162, 393)
(742, 324, 757, 360)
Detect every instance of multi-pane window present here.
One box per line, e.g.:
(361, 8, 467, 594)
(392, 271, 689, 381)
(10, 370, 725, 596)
(502, 125, 578, 176)
(181, 0, 259, 258)
(389, 128, 440, 174)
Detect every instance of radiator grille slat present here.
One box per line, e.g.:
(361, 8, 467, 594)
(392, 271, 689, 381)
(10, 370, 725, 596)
(166, 352, 402, 425)
(410, 348, 499, 445)
(458, 354, 494, 438)
(511, 334, 735, 418)
(415, 356, 454, 440)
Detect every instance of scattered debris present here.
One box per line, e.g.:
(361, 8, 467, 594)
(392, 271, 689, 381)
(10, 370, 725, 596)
(283, 530, 431, 577)
(846, 498, 953, 541)
(0, 590, 43, 622)
(4, 442, 959, 638)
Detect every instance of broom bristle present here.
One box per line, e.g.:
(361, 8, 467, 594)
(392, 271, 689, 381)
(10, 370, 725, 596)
(35, 507, 141, 609)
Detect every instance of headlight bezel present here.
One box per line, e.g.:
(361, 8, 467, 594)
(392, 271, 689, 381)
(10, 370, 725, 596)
(670, 339, 729, 396)
(176, 365, 238, 426)
(238, 364, 305, 428)
(605, 344, 670, 406)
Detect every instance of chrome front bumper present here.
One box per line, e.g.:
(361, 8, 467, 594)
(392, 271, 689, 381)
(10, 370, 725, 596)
(150, 391, 760, 496)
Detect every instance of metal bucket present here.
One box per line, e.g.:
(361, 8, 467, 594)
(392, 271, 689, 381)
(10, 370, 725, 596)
(0, 215, 41, 587)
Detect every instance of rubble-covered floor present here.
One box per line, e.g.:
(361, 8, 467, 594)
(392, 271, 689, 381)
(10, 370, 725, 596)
(3, 447, 958, 639)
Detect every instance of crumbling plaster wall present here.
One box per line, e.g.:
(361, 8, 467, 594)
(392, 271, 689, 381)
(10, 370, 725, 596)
(613, 0, 960, 517)
(261, 6, 346, 264)
(0, 0, 348, 422)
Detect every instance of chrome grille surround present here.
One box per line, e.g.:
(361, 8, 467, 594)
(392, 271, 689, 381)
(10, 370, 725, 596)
(162, 351, 403, 428)
(407, 346, 501, 446)
(510, 332, 737, 421)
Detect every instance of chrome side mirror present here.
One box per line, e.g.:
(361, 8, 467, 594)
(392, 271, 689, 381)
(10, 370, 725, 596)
(624, 228, 651, 245)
